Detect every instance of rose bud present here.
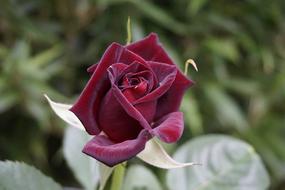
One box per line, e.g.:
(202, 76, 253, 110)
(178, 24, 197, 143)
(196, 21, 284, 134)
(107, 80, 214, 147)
(69, 33, 193, 167)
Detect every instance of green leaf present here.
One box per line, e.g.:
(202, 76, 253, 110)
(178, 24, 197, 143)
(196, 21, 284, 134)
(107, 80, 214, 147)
(167, 135, 270, 190)
(0, 91, 18, 113)
(188, 0, 208, 15)
(204, 38, 239, 63)
(129, 0, 188, 35)
(0, 43, 8, 59)
(122, 165, 162, 190)
(204, 84, 249, 131)
(63, 126, 99, 190)
(96, 0, 188, 34)
(29, 44, 63, 67)
(0, 161, 62, 190)
(222, 78, 260, 96)
(261, 48, 275, 74)
(181, 93, 203, 135)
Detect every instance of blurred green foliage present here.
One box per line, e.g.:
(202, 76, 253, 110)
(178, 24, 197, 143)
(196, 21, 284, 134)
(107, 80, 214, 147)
(1, 0, 285, 189)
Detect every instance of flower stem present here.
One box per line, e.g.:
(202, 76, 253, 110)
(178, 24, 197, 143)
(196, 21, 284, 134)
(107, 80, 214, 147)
(110, 162, 126, 190)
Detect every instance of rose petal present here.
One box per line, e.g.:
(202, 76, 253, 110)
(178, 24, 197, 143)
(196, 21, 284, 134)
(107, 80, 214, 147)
(83, 130, 152, 167)
(98, 89, 143, 142)
(115, 61, 157, 90)
(152, 112, 184, 143)
(134, 101, 157, 123)
(44, 95, 85, 131)
(108, 63, 129, 77)
(70, 43, 146, 135)
(107, 69, 153, 132)
(154, 73, 193, 119)
(126, 33, 173, 65)
(87, 41, 147, 73)
(108, 63, 157, 123)
(137, 139, 195, 169)
(134, 62, 177, 104)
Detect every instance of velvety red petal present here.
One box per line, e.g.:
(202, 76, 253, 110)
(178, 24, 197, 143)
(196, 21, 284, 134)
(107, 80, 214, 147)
(154, 71, 194, 120)
(87, 41, 147, 73)
(134, 101, 157, 123)
(152, 112, 184, 143)
(98, 89, 143, 142)
(116, 61, 157, 88)
(126, 33, 174, 65)
(70, 43, 146, 135)
(134, 62, 177, 104)
(82, 130, 152, 167)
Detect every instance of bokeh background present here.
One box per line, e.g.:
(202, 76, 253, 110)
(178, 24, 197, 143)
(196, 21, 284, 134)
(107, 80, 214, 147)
(1, 0, 285, 189)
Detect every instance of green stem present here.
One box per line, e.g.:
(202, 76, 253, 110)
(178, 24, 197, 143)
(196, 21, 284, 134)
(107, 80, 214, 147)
(110, 162, 126, 190)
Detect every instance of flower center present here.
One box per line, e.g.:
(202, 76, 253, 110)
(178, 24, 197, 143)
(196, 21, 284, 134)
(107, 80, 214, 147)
(119, 74, 150, 102)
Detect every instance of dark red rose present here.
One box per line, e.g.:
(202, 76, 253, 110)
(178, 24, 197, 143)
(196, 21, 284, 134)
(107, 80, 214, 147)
(70, 33, 193, 166)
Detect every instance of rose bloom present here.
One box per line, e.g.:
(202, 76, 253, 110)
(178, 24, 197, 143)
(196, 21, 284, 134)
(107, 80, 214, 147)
(70, 33, 193, 166)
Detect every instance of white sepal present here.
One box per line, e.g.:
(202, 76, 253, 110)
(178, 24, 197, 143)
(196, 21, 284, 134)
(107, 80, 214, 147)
(44, 94, 85, 131)
(137, 139, 196, 169)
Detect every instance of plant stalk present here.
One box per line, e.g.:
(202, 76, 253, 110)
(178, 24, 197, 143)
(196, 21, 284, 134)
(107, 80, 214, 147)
(110, 162, 126, 190)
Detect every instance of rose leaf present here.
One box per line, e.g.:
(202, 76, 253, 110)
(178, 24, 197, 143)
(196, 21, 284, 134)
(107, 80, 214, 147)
(167, 135, 270, 190)
(63, 126, 99, 190)
(0, 161, 61, 190)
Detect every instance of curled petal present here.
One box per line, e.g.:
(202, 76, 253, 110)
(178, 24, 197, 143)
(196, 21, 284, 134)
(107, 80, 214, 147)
(137, 139, 195, 169)
(134, 62, 177, 104)
(108, 63, 129, 78)
(110, 61, 156, 92)
(152, 112, 184, 143)
(83, 130, 152, 167)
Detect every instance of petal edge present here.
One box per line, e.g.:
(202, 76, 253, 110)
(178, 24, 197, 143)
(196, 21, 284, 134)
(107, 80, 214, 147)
(152, 112, 184, 143)
(83, 130, 152, 167)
